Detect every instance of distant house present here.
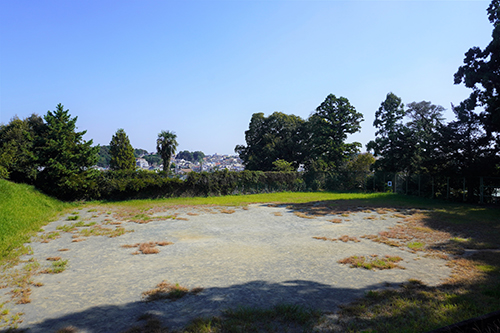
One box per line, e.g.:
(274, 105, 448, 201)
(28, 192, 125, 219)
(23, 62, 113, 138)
(136, 158, 149, 169)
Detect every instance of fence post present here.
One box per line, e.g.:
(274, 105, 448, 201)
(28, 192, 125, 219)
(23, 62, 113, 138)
(406, 175, 408, 195)
(480, 177, 484, 204)
(394, 173, 397, 194)
(447, 177, 450, 200)
(432, 177, 434, 199)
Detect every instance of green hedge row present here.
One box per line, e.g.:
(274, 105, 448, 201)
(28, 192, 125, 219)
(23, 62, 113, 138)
(38, 169, 305, 201)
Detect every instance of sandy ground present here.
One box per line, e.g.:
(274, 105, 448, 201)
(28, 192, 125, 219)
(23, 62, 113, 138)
(1, 203, 452, 332)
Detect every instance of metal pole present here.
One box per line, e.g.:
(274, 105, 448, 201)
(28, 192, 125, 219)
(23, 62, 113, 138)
(394, 173, 397, 194)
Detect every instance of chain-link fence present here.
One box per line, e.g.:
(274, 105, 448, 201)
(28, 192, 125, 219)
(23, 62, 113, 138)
(369, 172, 500, 204)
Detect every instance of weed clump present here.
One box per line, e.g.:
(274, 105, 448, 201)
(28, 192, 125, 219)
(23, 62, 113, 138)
(122, 241, 173, 254)
(142, 281, 202, 302)
(338, 255, 404, 270)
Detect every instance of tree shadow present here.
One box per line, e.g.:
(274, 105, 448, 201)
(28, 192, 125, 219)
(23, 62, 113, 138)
(12, 279, 392, 333)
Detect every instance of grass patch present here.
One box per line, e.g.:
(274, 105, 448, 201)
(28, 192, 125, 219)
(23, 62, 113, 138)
(67, 215, 79, 221)
(56, 221, 96, 232)
(41, 259, 68, 274)
(142, 281, 202, 302)
(338, 255, 404, 270)
(122, 241, 173, 254)
(408, 241, 425, 250)
(0, 179, 69, 265)
(183, 303, 322, 333)
(77, 225, 132, 238)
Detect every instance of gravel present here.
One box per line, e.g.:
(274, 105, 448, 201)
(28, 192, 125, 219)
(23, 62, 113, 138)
(1, 204, 452, 332)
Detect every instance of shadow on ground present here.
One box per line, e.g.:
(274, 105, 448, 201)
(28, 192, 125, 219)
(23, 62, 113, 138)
(11, 279, 392, 333)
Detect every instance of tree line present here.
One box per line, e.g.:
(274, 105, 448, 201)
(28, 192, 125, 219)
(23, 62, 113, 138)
(1, 0, 499, 201)
(235, 0, 500, 198)
(0, 104, 179, 198)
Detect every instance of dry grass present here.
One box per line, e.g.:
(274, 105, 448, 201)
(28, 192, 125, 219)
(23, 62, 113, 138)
(338, 235, 361, 243)
(58, 248, 70, 252)
(274, 212, 283, 216)
(220, 209, 236, 214)
(71, 238, 85, 242)
(312, 235, 360, 243)
(328, 218, 342, 223)
(122, 241, 173, 254)
(141, 280, 203, 302)
(293, 211, 316, 219)
(338, 255, 404, 270)
(38, 231, 61, 243)
(187, 212, 199, 216)
(176, 217, 189, 221)
(46, 256, 61, 261)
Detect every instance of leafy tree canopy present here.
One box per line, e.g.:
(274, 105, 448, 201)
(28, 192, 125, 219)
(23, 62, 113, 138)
(109, 128, 136, 171)
(454, 0, 500, 134)
(156, 130, 178, 173)
(0, 114, 43, 182)
(134, 148, 148, 158)
(36, 104, 98, 198)
(235, 111, 306, 171)
(306, 94, 363, 170)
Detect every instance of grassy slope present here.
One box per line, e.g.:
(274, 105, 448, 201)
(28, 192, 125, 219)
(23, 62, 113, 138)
(0, 179, 68, 263)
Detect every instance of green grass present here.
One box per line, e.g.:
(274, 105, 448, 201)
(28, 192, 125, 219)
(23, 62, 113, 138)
(2, 181, 500, 332)
(182, 303, 322, 332)
(0, 179, 69, 265)
(91, 191, 392, 208)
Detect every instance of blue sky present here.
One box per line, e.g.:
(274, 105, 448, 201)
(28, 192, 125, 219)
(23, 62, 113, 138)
(0, 0, 493, 155)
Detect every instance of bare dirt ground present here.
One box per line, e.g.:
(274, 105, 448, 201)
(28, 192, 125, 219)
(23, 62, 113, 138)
(0, 203, 452, 332)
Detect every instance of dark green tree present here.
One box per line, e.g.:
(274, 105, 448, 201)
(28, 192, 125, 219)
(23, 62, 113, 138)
(133, 148, 148, 158)
(193, 151, 205, 163)
(0, 114, 44, 182)
(176, 150, 193, 161)
(96, 145, 111, 168)
(36, 104, 98, 198)
(306, 94, 363, 171)
(454, 0, 500, 134)
(235, 112, 306, 171)
(405, 101, 445, 174)
(109, 129, 136, 171)
(143, 153, 162, 167)
(156, 130, 178, 173)
(367, 93, 406, 172)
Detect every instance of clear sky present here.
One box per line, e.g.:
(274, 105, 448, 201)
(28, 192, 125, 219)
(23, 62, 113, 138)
(0, 0, 493, 155)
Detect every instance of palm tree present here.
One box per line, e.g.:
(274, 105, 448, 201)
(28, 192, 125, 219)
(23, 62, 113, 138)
(156, 130, 178, 173)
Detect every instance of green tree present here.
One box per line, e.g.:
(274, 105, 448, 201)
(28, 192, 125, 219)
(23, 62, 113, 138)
(0, 114, 44, 183)
(109, 129, 136, 171)
(143, 153, 162, 167)
(454, 0, 500, 134)
(193, 151, 205, 163)
(96, 145, 111, 168)
(176, 150, 193, 161)
(406, 101, 445, 174)
(306, 94, 363, 171)
(36, 104, 98, 198)
(272, 159, 294, 172)
(156, 130, 178, 173)
(235, 112, 306, 171)
(366, 93, 406, 172)
(133, 148, 148, 158)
